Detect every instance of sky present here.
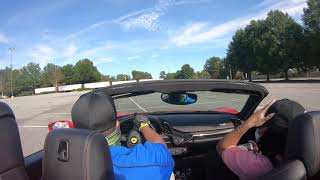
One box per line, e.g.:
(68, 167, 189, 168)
(0, 0, 308, 78)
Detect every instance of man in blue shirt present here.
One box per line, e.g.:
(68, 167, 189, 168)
(71, 92, 174, 180)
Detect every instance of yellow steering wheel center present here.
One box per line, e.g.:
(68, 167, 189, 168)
(130, 136, 138, 144)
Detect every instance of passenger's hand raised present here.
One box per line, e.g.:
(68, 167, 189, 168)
(245, 100, 276, 128)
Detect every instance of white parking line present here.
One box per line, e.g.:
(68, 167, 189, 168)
(129, 97, 148, 112)
(117, 108, 142, 112)
(18, 125, 47, 128)
(44, 112, 71, 115)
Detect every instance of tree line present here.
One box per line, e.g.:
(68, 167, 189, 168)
(0, 59, 153, 96)
(162, 1, 320, 81)
(226, 10, 306, 81)
(227, 1, 319, 81)
(1, 0, 319, 96)
(159, 57, 228, 80)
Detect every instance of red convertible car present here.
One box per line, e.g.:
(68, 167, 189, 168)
(1, 80, 320, 180)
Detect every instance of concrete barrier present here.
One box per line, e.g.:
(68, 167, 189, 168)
(139, 79, 163, 82)
(58, 84, 82, 92)
(84, 82, 110, 89)
(34, 79, 163, 94)
(112, 80, 137, 85)
(35, 87, 56, 94)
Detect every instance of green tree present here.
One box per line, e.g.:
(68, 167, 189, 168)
(159, 71, 166, 79)
(116, 74, 131, 81)
(195, 71, 211, 79)
(264, 10, 304, 80)
(73, 59, 101, 84)
(131, 70, 152, 80)
(226, 29, 257, 81)
(175, 64, 195, 79)
(101, 75, 116, 82)
(204, 57, 223, 78)
(0, 67, 34, 96)
(0, 81, 4, 97)
(20, 63, 42, 94)
(219, 59, 230, 79)
(61, 64, 75, 85)
(303, 0, 320, 69)
(0, 68, 11, 96)
(164, 73, 177, 80)
(43, 63, 64, 92)
(246, 19, 278, 81)
(227, 11, 304, 81)
(11, 69, 25, 96)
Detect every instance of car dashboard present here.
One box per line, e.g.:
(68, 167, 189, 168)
(119, 113, 242, 156)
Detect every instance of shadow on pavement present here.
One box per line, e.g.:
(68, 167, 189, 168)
(252, 79, 320, 83)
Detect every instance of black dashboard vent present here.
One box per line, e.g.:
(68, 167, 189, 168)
(120, 121, 133, 134)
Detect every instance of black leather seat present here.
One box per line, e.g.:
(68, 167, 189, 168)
(261, 111, 320, 180)
(0, 102, 28, 180)
(42, 128, 114, 180)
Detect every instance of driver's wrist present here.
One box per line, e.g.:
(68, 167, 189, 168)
(139, 122, 150, 131)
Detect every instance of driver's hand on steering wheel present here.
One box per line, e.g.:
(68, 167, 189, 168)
(133, 114, 154, 131)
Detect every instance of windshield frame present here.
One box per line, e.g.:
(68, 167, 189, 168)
(94, 80, 268, 120)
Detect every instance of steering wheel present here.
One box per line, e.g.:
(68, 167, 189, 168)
(126, 127, 145, 148)
(122, 114, 160, 148)
(120, 115, 154, 148)
(123, 115, 193, 147)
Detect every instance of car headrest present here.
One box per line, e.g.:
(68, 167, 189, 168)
(43, 128, 114, 180)
(0, 102, 28, 180)
(286, 111, 320, 177)
(71, 92, 116, 132)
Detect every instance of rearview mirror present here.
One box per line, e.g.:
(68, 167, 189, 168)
(161, 92, 197, 105)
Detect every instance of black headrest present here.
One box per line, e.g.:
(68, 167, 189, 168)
(286, 111, 320, 177)
(265, 99, 305, 133)
(72, 92, 116, 132)
(0, 102, 28, 180)
(43, 128, 114, 180)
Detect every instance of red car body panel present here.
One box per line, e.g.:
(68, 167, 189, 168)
(212, 107, 239, 114)
(47, 108, 238, 132)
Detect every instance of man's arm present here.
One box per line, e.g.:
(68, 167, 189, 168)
(216, 100, 276, 156)
(140, 126, 167, 146)
(216, 121, 252, 156)
(133, 115, 167, 147)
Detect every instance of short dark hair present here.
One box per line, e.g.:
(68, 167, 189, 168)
(258, 130, 287, 160)
(258, 99, 305, 166)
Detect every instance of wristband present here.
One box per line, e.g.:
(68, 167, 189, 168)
(139, 122, 150, 131)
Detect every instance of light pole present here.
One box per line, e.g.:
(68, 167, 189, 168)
(8, 47, 15, 98)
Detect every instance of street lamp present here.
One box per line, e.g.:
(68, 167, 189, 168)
(8, 47, 15, 98)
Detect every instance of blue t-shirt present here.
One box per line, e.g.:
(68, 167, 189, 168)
(110, 142, 175, 180)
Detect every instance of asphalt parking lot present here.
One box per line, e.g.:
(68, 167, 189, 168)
(115, 92, 248, 114)
(1, 82, 320, 156)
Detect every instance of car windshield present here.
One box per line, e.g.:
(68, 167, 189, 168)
(114, 91, 249, 114)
